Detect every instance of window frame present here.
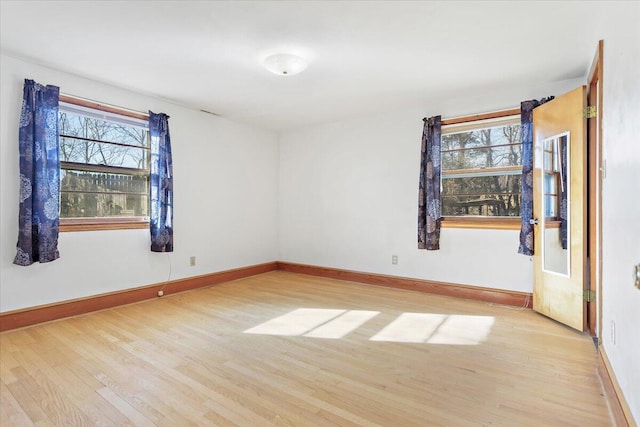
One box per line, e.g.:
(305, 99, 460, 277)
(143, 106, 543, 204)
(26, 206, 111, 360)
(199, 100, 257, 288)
(58, 95, 150, 232)
(440, 107, 522, 230)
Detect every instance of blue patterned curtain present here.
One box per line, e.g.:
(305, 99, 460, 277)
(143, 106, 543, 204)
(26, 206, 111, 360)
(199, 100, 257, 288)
(418, 115, 442, 250)
(518, 97, 554, 255)
(14, 79, 61, 266)
(149, 112, 174, 252)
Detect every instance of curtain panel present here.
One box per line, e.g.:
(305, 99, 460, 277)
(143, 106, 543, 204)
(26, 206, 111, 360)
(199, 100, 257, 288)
(149, 112, 174, 252)
(418, 115, 442, 250)
(14, 79, 61, 266)
(518, 97, 554, 256)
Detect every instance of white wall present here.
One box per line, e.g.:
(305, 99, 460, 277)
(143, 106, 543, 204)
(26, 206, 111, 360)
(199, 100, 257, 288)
(0, 54, 279, 312)
(279, 79, 582, 293)
(597, 3, 640, 420)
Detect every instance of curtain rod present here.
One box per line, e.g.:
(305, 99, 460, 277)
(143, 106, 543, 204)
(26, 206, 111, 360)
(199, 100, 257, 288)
(60, 93, 149, 121)
(441, 108, 520, 126)
(423, 107, 521, 126)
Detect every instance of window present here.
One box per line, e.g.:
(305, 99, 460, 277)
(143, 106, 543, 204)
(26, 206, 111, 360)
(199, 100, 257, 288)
(58, 96, 150, 231)
(441, 111, 522, 222)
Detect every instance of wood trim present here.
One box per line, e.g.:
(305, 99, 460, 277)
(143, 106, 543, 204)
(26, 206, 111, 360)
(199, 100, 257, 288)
(598, 346, 636, 427)
(0, 260, 534, 332)
(277, 261, 532, 308)
(441, 216, 521, 230)
(60, 94, 148, 121)
(588, 40, 604, 86)
(0, 262, 278, 332)
(543, 220, 561, 229)
(61, 161, 149, 176)
(60, 217, 149, 232)
(587, 40, 604, 339)
(441, 108, 521, 126)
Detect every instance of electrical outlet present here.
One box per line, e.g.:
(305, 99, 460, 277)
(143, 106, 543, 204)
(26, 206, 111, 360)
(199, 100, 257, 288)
(189, 256, 196, 267)
(392, 255, 398, 265)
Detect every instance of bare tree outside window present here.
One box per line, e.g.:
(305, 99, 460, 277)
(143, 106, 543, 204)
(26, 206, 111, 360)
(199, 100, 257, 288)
(59, 109, 150, 219)
(442, 120, 522, 217)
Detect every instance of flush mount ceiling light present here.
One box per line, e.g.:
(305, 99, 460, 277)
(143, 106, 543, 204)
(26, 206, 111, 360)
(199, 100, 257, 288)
(263, 53, 308, 76)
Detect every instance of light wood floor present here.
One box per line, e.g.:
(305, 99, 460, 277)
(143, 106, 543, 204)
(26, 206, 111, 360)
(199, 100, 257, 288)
(1, 271, 612, 426)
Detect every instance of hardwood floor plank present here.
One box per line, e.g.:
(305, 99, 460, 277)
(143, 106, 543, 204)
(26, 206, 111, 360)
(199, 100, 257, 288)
(0, 271, 612, 426)
(95, 386, 156, 427)
(4, 375, 57, 426)
(0, 381, 37, 427)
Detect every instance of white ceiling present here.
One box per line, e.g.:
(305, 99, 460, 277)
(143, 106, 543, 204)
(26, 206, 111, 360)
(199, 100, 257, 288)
(0, 1, 614, 131)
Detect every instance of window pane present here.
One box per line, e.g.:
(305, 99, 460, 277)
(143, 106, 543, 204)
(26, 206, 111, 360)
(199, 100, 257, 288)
(442, 132, 475, 151)
(442, 174, 522, 197)
(442, 123, 522, 172)
(61, 170, 148, 217)
(442, 195, 521, 216)
(60, 137, 148, 169)
(487, 144, 522, 167)
(442, 175, 521, 217)
(544, 173, 557, 194)
(544, 195, 558, 218)
(543, 151, 553, 171)
(441, 144, 522, 170)
(441, 120, 521, 217)
(61, 192, 148, 218)
(58, 102, 150, 223)
(61, 170, 148, 193)
(59, 111, 148, 147)
(442, 124, 520, 150)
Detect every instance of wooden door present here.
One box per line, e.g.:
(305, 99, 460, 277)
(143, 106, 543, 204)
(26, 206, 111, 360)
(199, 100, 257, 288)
(532, 86, 587, 331)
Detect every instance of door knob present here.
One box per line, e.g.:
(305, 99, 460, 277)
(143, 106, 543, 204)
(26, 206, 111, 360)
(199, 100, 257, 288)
(529, 218, 539, 225)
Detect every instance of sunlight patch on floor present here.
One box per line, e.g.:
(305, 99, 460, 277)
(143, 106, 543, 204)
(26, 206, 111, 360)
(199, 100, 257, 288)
(243, 308, 346, 336)
(370, 313, 495, 345)
(243, 308, 494, 345)
(370, 312, 446, 343)
(304, 310, 379, 339)
(427, 315, 495, 345)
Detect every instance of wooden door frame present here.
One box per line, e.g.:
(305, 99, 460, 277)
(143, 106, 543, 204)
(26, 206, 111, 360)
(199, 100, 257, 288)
(586, 40, 603, 339)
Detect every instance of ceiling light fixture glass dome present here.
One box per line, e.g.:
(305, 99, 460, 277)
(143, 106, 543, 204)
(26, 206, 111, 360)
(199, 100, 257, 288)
(263, 53, 308, 76)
